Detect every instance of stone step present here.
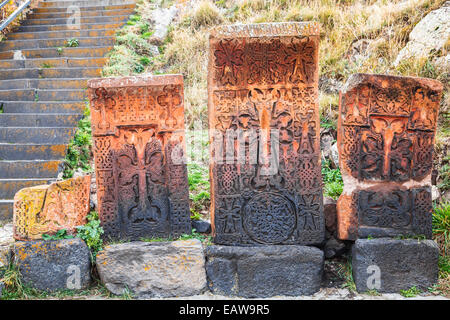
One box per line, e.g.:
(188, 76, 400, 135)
(0, 57, 107, 69)
(0, 89, 87, 102)
(0, 199, 13, 222)
(32, 3, 135, 13)
(2, 101, 86, 114)
(0, 160, 62, 179)
(16, 22, 122, 32)
(0, 178, 54, 199)
(0, 113, 82, 127)
(0, 143, 67, 160)
(29, 8, 134, 19)
(0, 36, 115, 51)
(0, 78, 88, 90)
(0, 46, 112, 59)
(40, 0, 135, 8)
(7, 28, 116, 40)
(21, 14, 130, 26)
(0, 67, 101, 80)
(0, 127, 76, 144)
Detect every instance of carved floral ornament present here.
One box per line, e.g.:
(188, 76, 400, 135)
(337, 74, 443, 241)
(88, 75, 190, 240)
(208, 22, 324, 246)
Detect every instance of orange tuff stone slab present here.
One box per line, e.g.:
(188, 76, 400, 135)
(208, 22, 324, 245)
(337, 74, 443, 240)
(13, 175, 91, 241)
(88, 75, 191, 241)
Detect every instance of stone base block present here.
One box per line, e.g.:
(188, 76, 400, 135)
(96, 239, 207, 298)
(205, 245, 323, 298)
(14, 238, 91, 292)
(352, 238, 439, 293)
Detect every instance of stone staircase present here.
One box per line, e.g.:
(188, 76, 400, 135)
(0, 0, 136, 222)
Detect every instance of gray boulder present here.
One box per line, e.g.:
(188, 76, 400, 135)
(352, 238, 439, 293)
(192, 219, 211, 234)
(205, 245, 323, 297)
(96, 239, 207, 298)
(394, 1, 450, 65)
(324, 236, 347, 258)
(151, 5, 178, 44)
(14, 238, 91, 292)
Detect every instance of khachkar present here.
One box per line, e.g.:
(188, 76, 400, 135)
(337, 74, 443, 240)
(208, 22, 324, 246)
(88, 75, 191, 241)
(13, 176, 91, 240)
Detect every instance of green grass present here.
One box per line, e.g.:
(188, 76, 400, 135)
(42, 229, 74, 241)
(322, 159, 343, 199)
(76, 211, 104, 261)
(336, 257, 356, 292)
(400, 286, 421, 298)
(62, 107, 93, 179)
(140, 229, 212, 245)
(65, 38, 79, 48)
(187, 163, 210, 219)
(433, 201, 450, 257)
(438, 156, 450, 193)
(432, 201, 450, 296)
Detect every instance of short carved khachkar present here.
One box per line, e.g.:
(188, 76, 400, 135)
(208, 22, 324, 245)
(88, 75, 191, 240)
(337, 74, 443, 240)
(13, 175, 91, 240)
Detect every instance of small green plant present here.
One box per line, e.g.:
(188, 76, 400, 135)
(139, 56, 151, 66)
(76, 211, 104, 260)
(63, 107, 92, 179)
(188, 164, 210, 217)
(365, 289, 381, 296)
(56, 47, 63, 55)
(141, 31, 154, 39)
(120, 287, 134, 300)
(129, 14, 141, 23)
(400, 286, 421, 298)
(322, 159, 343, 199)
(190, 209, 202, 221)
(42, 229, 74, 241)
(41, 63, 52, 68)
(433, 201, 450, 257)
(178, 229, 212, 244)
(336, 257, 356, 291)
(139, 22, 150, 34)
(134, 62, 145, 73)
(34, 92, 39, 102)
(320, 115, 336, 129)
(65, 38, 79, 48)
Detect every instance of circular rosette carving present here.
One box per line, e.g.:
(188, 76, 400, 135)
(242, 192, 296, 244)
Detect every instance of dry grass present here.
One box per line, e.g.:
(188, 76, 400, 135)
(148, 0, 449, 129)
(0, 0, 43, 41)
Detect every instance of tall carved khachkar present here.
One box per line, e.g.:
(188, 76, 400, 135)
(13, 176, 91, 241)
(88, 75, 191, 240)
(337, 74, 443, 240)
(208, 22, 324, 245)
